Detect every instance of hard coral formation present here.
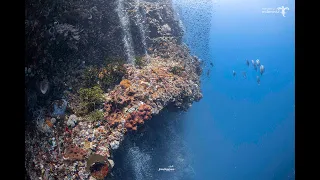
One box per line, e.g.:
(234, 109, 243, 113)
(125, 104, 152, 131)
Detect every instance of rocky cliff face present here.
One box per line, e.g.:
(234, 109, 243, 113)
(25, 0, 203, 179)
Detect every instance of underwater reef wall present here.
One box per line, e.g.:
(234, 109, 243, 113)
(25, 0, 202, 179)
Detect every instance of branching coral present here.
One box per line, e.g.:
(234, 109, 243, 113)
(63, 144, 87, 161)
(125, 104, 152, 131)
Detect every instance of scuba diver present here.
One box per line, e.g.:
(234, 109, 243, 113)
(233, 70, 236, 76)
(246, 60, 249, 66)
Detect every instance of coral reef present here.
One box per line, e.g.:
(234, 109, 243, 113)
(25, 0, 202, 179)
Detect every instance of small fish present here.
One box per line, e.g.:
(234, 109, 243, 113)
(252, 60, 257, 70)
(257, 76, 260, 85)
(233, 70, 236, 76)
(260, 65, 265, 75)
(210, 62, 214, 67)
(251, 60, 255, 66)
(256, 59, 260, 66)
(246, 60, 249, 66)
(242, 71, 247, 78)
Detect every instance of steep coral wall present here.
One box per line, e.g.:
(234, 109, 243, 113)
(25, 0, 202, 179)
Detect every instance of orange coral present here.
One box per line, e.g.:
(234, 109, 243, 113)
(106, 109, 124, 126)
(63, 144, 87, 161)
(120, 79, 131, 89)
(125, 104, 152, 131)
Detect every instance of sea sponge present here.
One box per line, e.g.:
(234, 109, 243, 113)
(90, 162, 109, 180)
(120, 79, 131, 89)
(86, 154, 107, 172)
(63, 144, 87, 161)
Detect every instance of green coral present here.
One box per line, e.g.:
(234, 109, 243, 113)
(85, 110, 104, 121)
(78, 85, 104, 113)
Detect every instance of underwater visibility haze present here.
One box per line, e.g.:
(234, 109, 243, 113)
(25, 0, 295, 179)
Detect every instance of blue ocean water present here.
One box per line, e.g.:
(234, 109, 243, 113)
(111, 0, 295, 179)
(178, 0, 295, 179)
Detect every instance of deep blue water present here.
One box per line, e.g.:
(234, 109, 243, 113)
(180, 0, 295, 179)
(111, 0, 295, 179)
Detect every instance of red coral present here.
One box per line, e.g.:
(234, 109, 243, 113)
(125, 104, 152, 131)
(63, 144, 87, 161)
